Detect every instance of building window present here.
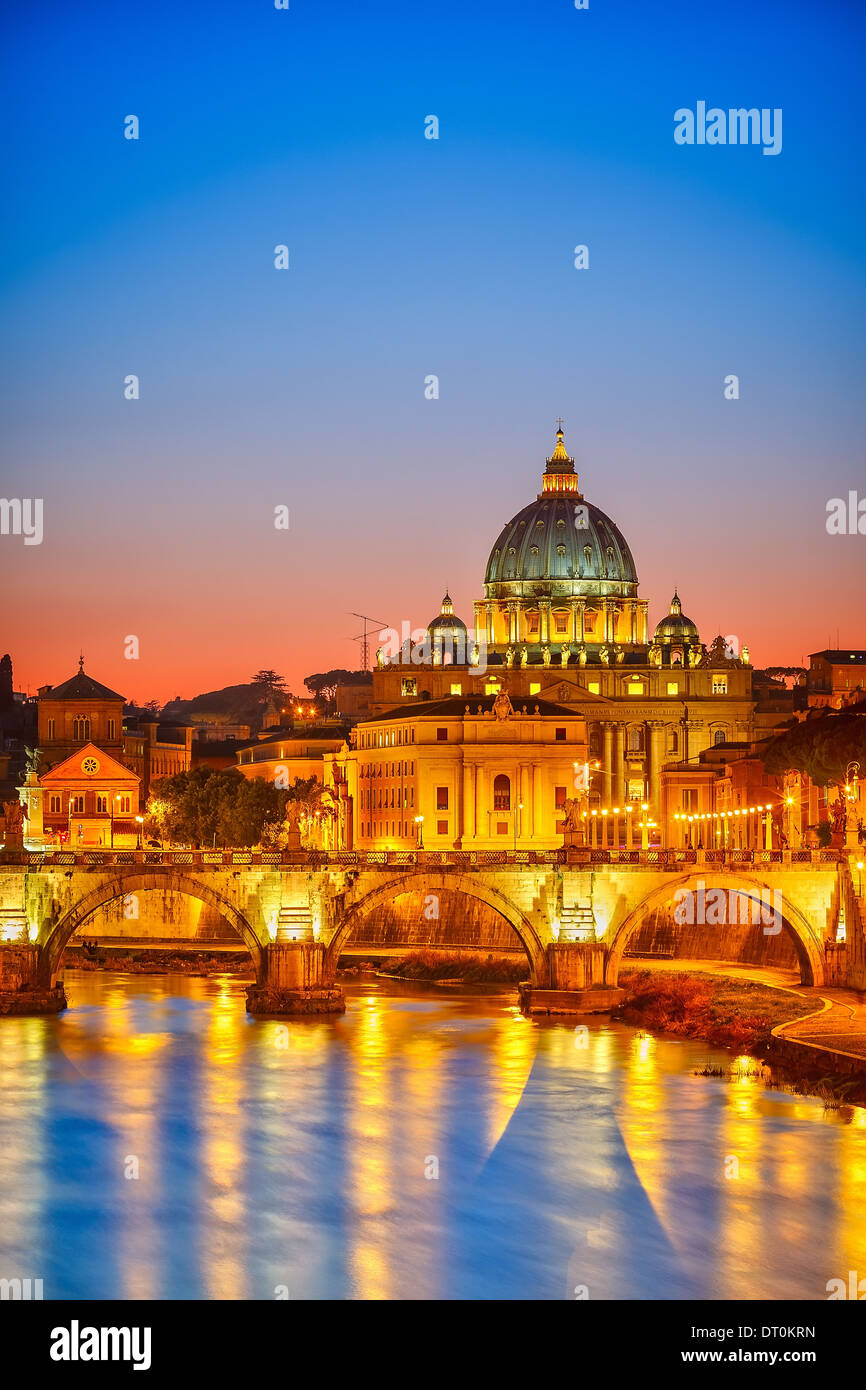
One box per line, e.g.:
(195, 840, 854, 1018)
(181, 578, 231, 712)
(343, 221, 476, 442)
(73, 716, 90, 741)
(555, 786, 567, 808)
(683, 789, 698, 811)
(47, 718, 56, 739)
(714, 729, 727, 746)
(72, 795, 85, 813)
(96, 796, 107, 813)
(497, 822, 508, 835)
(117, 796, 131, 814)
(436, 728, 448, 742)
(669, 730, 679, 754)
(436, 787, 449, 810)
(49, 794, 61, 813)
(401, 677, 417, 696)
(555, 727, 566, 741)
(627, 778, 645, 801)
(588, 682, 600, 695)
(712, 676, 728, 695)
(554, 612, 568, 634)
(450, 683, 462, 696)
(627, 681, 644, 695)
(627, 726, 644, 752)
(527, 613, 540, 634)
(529, 682, 541, 695)
(667, 682, 679, 696)
(107, 719, 116, 740)
(437, 820, 448, 835)
(493, 774, 511, 811)
(484, 681, 501, 696)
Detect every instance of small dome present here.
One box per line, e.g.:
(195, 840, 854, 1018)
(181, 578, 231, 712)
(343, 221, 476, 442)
(427, 592, 467, 636)
(427, 592, 468, 663)
(653, 591, 700, 644)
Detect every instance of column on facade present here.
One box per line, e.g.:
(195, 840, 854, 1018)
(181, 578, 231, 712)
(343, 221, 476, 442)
(648, 722, 666, 822)
(602, 722, 613, 809)
(613, 723, 626, 805)
(476, 768, 487, 842)
(462, 762, 476, 842)
(519, 764, 531, 843)
(578, 600, 585, 644)
(531, 763, 542, 839)
(571, 600, 580, 644)
(485, 603, 495, 648)
(540, 601, 550, 645)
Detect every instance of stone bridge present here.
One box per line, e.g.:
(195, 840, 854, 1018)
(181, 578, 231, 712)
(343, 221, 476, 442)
(0, 846, 856, 1016)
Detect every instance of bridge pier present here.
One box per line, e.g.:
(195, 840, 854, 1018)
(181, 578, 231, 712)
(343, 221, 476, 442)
(246, 942, 345, 1016)
(519, 942, 624, 1016)
(0, 944, 66, 1016)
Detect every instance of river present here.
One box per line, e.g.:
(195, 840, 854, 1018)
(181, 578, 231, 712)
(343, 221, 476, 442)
(1, 970, 864, 1300)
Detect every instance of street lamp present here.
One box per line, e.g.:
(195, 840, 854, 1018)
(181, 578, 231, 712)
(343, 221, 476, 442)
(858, 861, 864, 897)
(414, 814, 424, 849)
(135, 814, 144, 849)
(514, 801, 524, 851)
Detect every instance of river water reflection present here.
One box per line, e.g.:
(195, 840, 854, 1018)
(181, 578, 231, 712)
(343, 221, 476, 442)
(1, 970, 865, 1300)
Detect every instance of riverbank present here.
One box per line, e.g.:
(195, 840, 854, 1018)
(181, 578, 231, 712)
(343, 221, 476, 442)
(62, 946, 252, 976)
(339, 951, 527, 984)
(616, 967, 866, 1104)
(614, 968, 814, 1050)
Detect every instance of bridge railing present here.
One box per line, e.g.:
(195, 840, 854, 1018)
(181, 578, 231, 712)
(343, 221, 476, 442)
(4, 846, 845, 871)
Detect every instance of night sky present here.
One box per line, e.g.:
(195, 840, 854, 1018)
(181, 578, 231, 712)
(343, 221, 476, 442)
(2, 0, 864, 702)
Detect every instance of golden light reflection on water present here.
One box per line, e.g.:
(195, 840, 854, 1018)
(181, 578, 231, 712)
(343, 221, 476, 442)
(201, 979, 247, 1299)
(4, 972, 866, 1298)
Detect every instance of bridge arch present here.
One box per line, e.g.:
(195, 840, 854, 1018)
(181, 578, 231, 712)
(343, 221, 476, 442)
(604, 873, 825, 988)
(39, 871, 264, 986)
(327, 871, 550, 985)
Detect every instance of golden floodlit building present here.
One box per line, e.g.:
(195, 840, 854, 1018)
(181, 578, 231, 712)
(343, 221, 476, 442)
(324, 691, 588, 851)
(338, 424, 759, 849)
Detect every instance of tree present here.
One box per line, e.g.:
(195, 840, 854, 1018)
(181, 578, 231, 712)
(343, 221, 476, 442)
(761, 711, 866, 788)
(304, 669, 363, 707)
(251, 669, 288, 699)
(147, 767, 290, 847)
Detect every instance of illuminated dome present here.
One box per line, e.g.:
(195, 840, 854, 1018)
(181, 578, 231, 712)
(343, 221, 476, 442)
(483, 426, 639, 600)
(427, 592, 468, 663)
(474, 424, 649, 656)
(653, 592, 700, 645)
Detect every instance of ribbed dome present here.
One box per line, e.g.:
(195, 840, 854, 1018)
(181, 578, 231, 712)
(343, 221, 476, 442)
(483, 424, 639, 603)
(653, 592, 700, 644)
(484, 495, 638, 591)
(427, 593, 468, 663)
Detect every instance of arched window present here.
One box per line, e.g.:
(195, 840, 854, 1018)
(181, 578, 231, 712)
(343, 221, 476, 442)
(627, 725, 644, 752)
(73, 716, 90, 742)
(493, 774, 511, 811)
(714, 728, 727, 746)
(669, 730, 679, 754)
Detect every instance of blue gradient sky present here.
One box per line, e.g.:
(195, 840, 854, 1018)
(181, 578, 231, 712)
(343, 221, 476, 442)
(2, 0, 865, 702)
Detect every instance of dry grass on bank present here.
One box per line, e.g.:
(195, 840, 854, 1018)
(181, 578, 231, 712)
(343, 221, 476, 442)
(615, 968, 815, 1052)
(369, 951, 529, 984)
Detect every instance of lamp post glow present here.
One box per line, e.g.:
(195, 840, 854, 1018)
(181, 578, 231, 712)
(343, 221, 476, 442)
(414, 814, 424, 850)
(515, 801, 524, 851)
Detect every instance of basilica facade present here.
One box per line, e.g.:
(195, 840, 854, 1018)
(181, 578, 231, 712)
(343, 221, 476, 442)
(336, 425, 758, 850)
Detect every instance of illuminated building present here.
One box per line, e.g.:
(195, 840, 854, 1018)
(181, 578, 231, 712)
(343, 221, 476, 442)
(324, 691, 587, 851)
(367, 424, 757, 838)
(25, 743, 141, 847)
